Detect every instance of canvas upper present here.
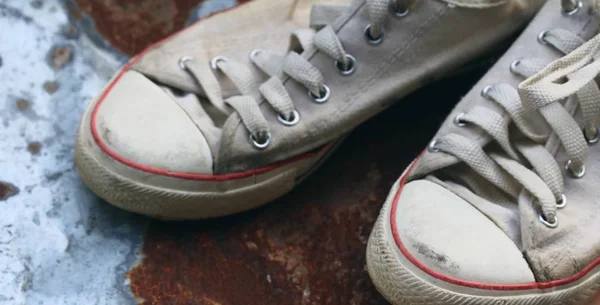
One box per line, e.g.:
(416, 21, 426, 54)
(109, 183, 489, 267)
(395, 0, 600, 284)
(92, 0, 545, 177)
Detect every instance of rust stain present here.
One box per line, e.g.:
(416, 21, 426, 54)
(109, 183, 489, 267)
(16, 99, 29, 111)
(128, 67, 486, 304)
(72, 0, 248, 56)
(27, 142, 42, 155)
(50, 45, 73, 70)
(62, 24, 80, 39)
(43, 81, 60, 94)
(0, 181, 19, 201)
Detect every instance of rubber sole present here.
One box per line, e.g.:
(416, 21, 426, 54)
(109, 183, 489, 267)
(366, 170, 600, 305)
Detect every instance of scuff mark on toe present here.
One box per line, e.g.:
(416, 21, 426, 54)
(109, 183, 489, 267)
(414, 242, 459, 270)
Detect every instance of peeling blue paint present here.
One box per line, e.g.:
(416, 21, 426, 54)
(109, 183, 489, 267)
(0, 1, 145, 304)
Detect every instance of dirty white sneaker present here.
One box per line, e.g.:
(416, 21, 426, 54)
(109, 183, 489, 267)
(76, 0, 544, 219)
(367, 1, 600, 304)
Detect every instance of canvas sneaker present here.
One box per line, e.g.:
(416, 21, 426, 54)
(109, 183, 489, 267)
(367, 1, 600, 304)
(75, 0, 544, 219)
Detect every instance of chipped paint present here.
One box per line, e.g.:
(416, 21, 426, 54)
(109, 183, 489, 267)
(0, 181, 19, 201)
(0, 1, 146, 304)
(0, 0, 261, 304)
(49, 44, 74, 69)
(16, 99, 29, 111)
(43, 80, 60, 94)
(26, 141, 42, 155)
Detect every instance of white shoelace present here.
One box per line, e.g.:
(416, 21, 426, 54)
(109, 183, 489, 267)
(178, 0, 416, 149)
(429, 0, 596, 228)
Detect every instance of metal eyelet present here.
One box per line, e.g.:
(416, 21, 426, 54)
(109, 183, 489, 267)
(335, 54, 357, 76)
(481, 85, 493, 100)
(250, 133, 271, 150)
(556, 194, 567, 209)
(178, 56, 193, 70)
(584, 127, 599, 144)
(538, 214, 558, 228)
(364, 25, 384, 45)
(509, 59, 522, 75)
(249, 49, 263, 60)
(562, 0, 582, 15)
(537, 30, 549, 45)
(390, 2, 410, 18)
(392, 8, 409, 17)
(453, 113, 467, 127)
(277, 110, 300, 126)
(309, 85, 330, 103)
(210, 56, 228, 70)
(565, 160, 586, 178)
(427, 139, 439, 153)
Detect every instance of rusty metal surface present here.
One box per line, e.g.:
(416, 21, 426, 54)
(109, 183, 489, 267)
(127, 72, 485, 304)
(69, 0, 246, 56)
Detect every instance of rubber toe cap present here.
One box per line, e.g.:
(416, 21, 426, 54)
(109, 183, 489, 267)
(93, 70, 214, 174)
(394, 180, 535, 284)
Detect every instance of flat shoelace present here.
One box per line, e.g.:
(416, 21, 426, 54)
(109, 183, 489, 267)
(179, 0, 414, 148)
(430, 4, 598, 227)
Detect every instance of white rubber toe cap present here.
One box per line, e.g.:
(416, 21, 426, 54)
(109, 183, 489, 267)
(93, 70, 214, 174)
(394, 180, 535, 284)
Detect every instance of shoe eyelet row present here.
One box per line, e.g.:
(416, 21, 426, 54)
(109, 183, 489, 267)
(532, 4, 583, 227)
(434, 2, 583, 229)
(181, 2, 416, 150)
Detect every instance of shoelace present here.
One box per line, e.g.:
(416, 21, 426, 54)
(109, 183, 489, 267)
(179, 0, 417, 150)
(428, 0, 594, 228)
